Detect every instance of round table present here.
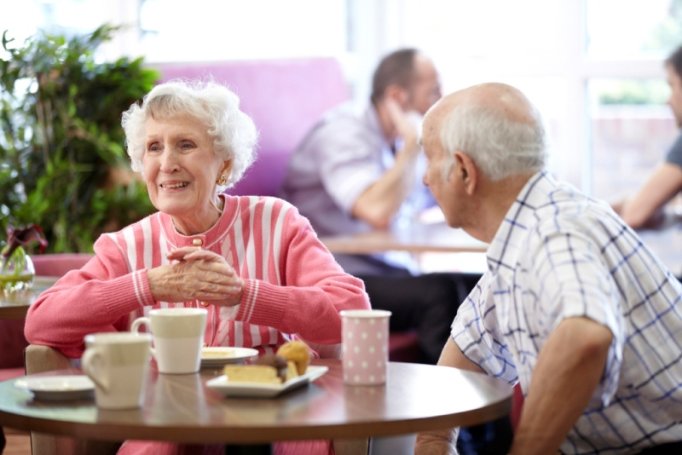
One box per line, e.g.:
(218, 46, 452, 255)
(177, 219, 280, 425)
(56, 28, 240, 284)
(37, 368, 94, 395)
(0, 360, 511, 444)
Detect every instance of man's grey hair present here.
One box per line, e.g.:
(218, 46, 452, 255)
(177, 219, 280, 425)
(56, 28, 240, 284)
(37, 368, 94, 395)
(439, 100, 547, 181)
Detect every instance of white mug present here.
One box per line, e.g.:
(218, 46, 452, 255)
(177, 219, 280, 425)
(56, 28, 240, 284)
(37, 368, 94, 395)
(82, 332, 152, 409)
(131, 307, 207, 374)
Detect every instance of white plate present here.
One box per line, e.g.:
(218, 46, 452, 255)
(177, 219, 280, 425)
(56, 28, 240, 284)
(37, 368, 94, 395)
(206, 365, 328, 398)
(201, 347, 259, 368)
(15, 375, 95, 401)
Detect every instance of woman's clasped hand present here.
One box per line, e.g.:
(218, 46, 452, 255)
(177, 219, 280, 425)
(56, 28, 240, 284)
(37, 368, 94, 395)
(148, 247, 244, 306)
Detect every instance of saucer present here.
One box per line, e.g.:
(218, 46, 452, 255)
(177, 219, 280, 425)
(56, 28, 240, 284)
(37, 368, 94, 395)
(16, 375, 95, 401)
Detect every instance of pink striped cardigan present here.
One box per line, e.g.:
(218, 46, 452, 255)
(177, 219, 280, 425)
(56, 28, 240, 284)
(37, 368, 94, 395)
(25, 195, 370, 358)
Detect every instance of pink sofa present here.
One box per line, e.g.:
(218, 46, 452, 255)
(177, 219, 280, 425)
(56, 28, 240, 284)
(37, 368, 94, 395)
(155, 58, 350, 196)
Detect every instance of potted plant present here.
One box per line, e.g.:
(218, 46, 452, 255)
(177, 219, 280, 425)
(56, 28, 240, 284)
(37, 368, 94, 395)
(0, 24, 158, 253)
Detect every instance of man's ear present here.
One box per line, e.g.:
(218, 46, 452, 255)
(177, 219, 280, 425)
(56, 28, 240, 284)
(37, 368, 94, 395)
(453, 151, 478, 195)
(385, 84, 409, 107)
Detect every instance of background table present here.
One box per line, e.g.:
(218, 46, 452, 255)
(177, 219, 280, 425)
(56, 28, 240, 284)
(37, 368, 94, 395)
(320, 221, 487, 256)
(0, 360, 512, 444)
(320, 220, 489, 275)
(0, 277, 57, 320)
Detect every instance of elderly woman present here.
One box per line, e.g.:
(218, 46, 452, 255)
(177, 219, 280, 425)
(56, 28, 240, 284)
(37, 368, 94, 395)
(24, 80, 370, 455)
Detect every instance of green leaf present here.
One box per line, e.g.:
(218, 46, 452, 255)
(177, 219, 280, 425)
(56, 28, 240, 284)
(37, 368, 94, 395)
(0, 23, 158, 253)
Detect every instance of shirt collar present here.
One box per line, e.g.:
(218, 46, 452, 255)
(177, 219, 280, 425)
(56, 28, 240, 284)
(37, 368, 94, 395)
(486, 171, 557, 279)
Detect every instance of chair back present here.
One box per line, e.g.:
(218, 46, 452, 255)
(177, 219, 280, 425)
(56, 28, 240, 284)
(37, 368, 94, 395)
(31, 253, 92, 277)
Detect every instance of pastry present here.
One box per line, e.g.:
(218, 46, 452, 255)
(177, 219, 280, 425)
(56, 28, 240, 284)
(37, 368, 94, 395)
(284, 360, 299, 381)
(276, 340, 310, 375)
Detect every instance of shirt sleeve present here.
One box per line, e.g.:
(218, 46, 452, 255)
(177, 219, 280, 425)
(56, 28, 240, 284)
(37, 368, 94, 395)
(451, 272, 519, 384)
(528, 224, 625, 407)
(311, 118, 385, 213)
(665, 133, 682, 168)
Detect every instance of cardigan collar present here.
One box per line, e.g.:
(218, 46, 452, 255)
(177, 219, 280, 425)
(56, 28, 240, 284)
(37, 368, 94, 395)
(159, 193, 239, 249)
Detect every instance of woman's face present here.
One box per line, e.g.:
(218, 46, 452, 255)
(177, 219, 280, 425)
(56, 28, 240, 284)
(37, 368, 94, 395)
(142, 114, 229, 234)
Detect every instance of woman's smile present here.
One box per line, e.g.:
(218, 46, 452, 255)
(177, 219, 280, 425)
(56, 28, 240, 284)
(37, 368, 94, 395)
(159, 180, 190, 191)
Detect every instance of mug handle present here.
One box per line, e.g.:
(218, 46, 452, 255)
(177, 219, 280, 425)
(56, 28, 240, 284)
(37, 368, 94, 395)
(82, 348, 109, 391)
(130, 317, 157, 358)
(130, 317, 151, 334)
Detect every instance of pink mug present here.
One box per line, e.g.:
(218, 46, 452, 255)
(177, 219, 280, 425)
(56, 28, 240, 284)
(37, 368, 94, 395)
(340, 309, 392, 385)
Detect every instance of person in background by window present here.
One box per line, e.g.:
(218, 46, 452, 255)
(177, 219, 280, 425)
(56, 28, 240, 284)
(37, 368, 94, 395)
(614, 44, 682, 229)
(281, 48, 475, 365)
(414, 82, 682, 455)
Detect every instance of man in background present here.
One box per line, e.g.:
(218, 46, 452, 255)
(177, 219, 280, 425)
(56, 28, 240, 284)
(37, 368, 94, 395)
(281, 48, 475, 365)
(615, 44, 682, 228)
(415, 82, 682, 454)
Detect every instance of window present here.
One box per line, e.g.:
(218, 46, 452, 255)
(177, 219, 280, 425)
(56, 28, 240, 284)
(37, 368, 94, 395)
(589, 79, 677, 200)
(585, 0, 682, 200)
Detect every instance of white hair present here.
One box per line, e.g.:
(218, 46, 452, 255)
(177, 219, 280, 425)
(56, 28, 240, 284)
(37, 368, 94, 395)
(439, 99, 546, 181)
(121, 79, 259, 189)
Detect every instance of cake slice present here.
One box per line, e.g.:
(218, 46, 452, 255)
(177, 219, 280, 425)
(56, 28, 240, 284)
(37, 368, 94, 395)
(223, 365, 281, 384)
(223, 353, 291, 384)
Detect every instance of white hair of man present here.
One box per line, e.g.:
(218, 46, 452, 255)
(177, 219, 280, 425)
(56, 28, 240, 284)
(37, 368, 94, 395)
(121, 79, 259, 189)
(438, 94, 547, 181)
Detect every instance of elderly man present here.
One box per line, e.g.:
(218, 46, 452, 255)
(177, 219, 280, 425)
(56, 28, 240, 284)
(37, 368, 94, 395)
(415, 83, 682, 454)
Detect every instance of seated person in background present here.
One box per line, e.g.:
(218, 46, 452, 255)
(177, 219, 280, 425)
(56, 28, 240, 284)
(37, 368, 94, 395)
(614, 44, 682, 229)
(281, 48, 475, 364)
(24, 80, 370, 455)
(415, 82, 682, 455)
